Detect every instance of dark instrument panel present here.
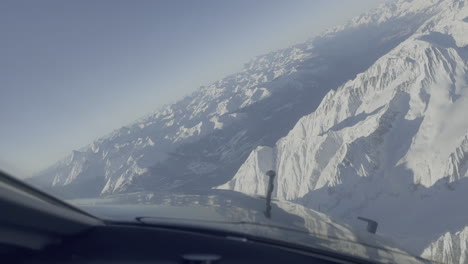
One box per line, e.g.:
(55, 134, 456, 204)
(6, 224, 366, 264)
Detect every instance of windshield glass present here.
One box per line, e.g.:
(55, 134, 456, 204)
(2, 0, 468, 263)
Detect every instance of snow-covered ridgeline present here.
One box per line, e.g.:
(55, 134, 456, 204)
(219, 38, 468, 199)
(422, 227, 468, 264)
(217, 0, 468, 258)
(219, 0, 468, 199)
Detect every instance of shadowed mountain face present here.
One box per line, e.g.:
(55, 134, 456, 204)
(31, 0, 430, 199)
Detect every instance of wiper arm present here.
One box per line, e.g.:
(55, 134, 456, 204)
(264, 170, 276, 218)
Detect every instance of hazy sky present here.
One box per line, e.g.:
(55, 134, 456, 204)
(0, 0, 385, 177)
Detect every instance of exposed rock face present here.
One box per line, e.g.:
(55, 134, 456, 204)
(422, 227, 468, 264)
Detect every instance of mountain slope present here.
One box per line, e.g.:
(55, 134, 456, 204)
(422, 226, 468, 264)
(218, 0, 468, 255)
(31, 0, 433, 198)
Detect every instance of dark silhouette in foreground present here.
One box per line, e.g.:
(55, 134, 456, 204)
(265, 170, 276, 218)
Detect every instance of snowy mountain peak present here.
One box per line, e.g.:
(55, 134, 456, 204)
(220, 0, 468, 199)
(216, 1, 468, 257)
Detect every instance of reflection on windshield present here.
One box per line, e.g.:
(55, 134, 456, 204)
(71, 189, 428, 263)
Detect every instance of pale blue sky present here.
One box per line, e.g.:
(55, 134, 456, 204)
(0, 0, 385, 177)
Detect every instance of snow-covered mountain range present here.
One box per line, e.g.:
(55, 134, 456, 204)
(218, 0, 468, 259)
(32, 0, 426, 197)
(32, 0, 468, 262)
